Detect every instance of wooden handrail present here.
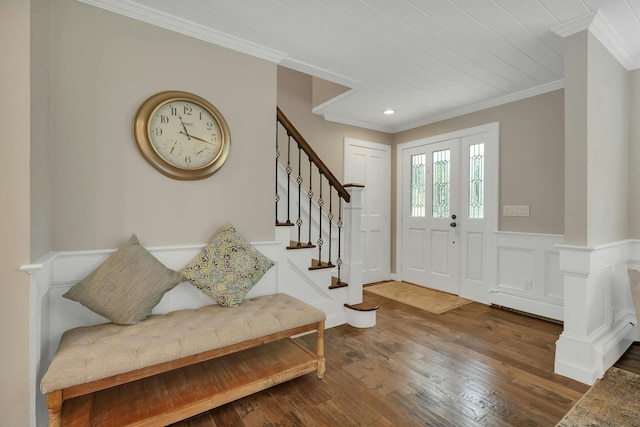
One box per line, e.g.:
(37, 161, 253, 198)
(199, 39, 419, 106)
(277, 107, 350, 203)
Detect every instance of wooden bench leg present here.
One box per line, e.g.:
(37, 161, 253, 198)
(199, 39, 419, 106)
(317, 321, 325, 379)
(47, 390, 63, 427)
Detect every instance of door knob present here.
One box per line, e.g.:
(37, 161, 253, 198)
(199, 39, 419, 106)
(450, 221, 457, 228)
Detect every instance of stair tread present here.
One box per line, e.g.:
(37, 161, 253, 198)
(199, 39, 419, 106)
(309, 259, 334, 270)
(344, 302, 380, 312)
(287, 241, 316, 250)
(329, 276, 348, 289)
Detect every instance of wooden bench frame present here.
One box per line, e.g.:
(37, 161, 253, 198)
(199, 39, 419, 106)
(46, 321, 325, 426)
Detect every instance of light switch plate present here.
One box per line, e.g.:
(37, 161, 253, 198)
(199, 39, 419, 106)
(503, 205, 530, 217)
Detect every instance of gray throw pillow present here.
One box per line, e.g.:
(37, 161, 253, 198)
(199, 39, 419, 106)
(63, 234, 184, 325)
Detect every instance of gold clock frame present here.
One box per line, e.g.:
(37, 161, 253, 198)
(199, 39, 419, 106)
(133, 90, 231, 180)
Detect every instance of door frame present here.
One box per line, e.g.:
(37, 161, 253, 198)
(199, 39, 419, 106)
(343, 138, 391, 283)
(395, 122, 499, 302)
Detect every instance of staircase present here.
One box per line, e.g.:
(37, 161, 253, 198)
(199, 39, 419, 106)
(274, 107, 377, 328)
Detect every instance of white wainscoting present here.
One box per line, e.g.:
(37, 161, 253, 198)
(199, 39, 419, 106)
(21, 237, 355, 427)
(491, 232, 565, 321)
(22, 242, 285, 427)
(555, 239, 640, 385)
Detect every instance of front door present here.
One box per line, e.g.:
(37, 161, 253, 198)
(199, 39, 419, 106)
(398, 123, 499, 301)
(402, 140, 460, 294)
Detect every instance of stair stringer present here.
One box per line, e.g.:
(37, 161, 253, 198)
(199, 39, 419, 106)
(281, 258, 347, 329)
(273, 226, 347, 328)
(275, 164, 375, 329)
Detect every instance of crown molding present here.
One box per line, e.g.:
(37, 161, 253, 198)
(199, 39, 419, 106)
(279, 57, 364, 92)
(589, 12, 639, 71)
(552, 11, 639, 71)
(320, 80, 565, 134)
(551, 11, 598, 38)
(77, 0, 286, 63)
(312, 88, 360, 116)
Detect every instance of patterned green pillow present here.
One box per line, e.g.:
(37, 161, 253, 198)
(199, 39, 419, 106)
(63, 234, 184, 325)
(181, 223, 275, 307)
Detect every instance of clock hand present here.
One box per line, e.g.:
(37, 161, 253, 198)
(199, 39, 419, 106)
(178, 115, 191, 140)
(179, 131, 216, 146)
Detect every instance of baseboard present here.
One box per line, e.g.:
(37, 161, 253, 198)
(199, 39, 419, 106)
(489, 290, 563, 321)
(555, 313, 636, 385)
(598, 314, 637, 369)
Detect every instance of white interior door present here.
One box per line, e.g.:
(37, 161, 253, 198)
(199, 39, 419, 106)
(398, 123, 499, 301)
(344, 138, 390, 284)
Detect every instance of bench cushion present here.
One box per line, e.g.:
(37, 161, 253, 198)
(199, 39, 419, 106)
(40, 293, 325, 394)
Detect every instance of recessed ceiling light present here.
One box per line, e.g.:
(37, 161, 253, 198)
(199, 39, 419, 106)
(383, 109, 395, 115)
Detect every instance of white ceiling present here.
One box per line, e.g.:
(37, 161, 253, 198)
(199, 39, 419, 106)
(81, 0, 640, 133)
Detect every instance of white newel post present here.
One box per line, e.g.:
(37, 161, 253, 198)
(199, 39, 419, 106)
(343, 185, 364, 305)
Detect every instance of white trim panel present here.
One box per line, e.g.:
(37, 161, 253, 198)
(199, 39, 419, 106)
(555, 239, 639, 385)
(491, 232, 564, 320)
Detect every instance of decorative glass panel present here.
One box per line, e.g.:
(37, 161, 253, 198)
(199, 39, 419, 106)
(410, 154, 426, 217)
(432, 150, 450, 218)
(468, 143, 484, 219)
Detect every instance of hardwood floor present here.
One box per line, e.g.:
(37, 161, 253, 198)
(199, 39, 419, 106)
(615, 342, 640, 375)
(170, 292, 635, 427)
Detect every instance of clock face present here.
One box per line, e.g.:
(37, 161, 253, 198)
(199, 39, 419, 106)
(133, 91, 231, 180)
(148, 100, 222, 170)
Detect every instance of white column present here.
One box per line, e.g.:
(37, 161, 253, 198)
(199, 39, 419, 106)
(342, 185, 364, 305)
(555, 241, 637, 385)
(20, 260, 49, 427)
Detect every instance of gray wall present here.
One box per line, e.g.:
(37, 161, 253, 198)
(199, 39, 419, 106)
(0, 1, 32, 424)
(30, 0, 52, 260)
(564, 31, 629, 246)
(586, 32, 629, 245)
(563, 32, 589, 246)
(630, 70, 640, 238)
(48, 0, 277, 251)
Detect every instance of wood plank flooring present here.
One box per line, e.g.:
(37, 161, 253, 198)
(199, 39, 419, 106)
(614, 342, 640, 374)
(169, 292, 635, 426)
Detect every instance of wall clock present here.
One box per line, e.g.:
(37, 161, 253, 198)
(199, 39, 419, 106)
(133, 91, 231, 180)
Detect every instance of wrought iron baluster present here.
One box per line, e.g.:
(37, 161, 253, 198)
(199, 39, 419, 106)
(275, 107, 354, 283)
(285, 132, 292, 225)
(275, 118, 280, 225)
(317, 171, 324, 267)
(327, 185, 333, 266)
(308, 157, 313, 246)
(337, 197, 343, 284)
(296, 146, 303, 245)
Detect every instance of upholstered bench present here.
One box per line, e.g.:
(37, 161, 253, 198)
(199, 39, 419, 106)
(41, 293, 326, 427)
